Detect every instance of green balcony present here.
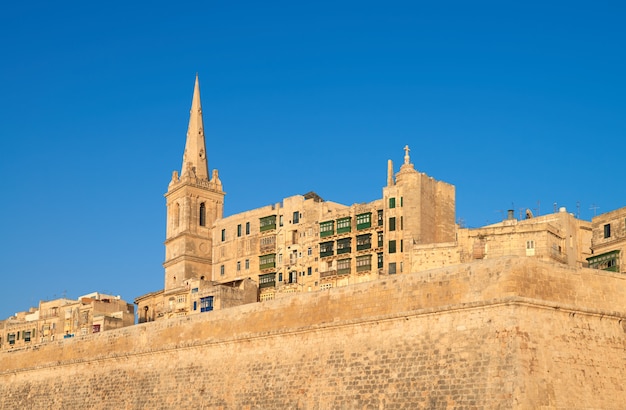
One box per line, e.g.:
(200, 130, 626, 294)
(336, 217, 351, 234)
(260, 216, 277, 232)
(320, 250, 334, 258)
(357, 264, 371, 272)
(337, 267, 351, 275)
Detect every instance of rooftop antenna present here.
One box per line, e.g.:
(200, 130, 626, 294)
(553, 202, 557, 213)
(535, 200, 541, 216)
(576, 201, 580, 218)
(590, 204, 599, 217)
(518, 208, 525, 220)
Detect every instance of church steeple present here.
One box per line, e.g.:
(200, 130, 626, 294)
(163, 75, 225, 292)
(181, 74, 209, 180)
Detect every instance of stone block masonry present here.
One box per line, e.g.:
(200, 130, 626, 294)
(1, 256, 625, 409)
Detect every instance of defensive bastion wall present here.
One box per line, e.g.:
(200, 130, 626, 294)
(1, 257, 625, 409)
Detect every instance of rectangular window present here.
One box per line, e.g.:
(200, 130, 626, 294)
(259, 254, 276, 269)
(288, 271, 297, 284)
(389, 240, 396, 253)
(337, 237, 352, 254)
(320, 221, 334, 237)
(356, 254, 372, 272)
(377, 252, 383, 269)
(259, 273, 276, 288)
(200, 296, 214, 312)
(526, 240, 535, 249)
(356, 213, 372, 230)
(307, 267, 312, 276)
(307, 247, 312, 256)
(221, 229, 226, 241)
(237, 224, 242, 237)
(389, 262, 396, 274)
(260, 235, 276, 250)
(24, 331, 31, 343)
(337, 217, 351, 234)
(293, 211, 300, 224)
(237, 261, 241, 271)
(279, 215, 284, 227)
(260, 215, 277, 232)
(177, 295, 186, 303)
(193, 301, 197, 311)
(220, 265, 225, 276)
(245, 259, 250, 269)
(604, 224, 611, 238)
(400, 239, 403, 252)
(320, 241, 334, 257)
(389, 217, 396, 231)
(246, 222, 250, 235)
(400, 197, 403, 207)
(400, 216, 403, 230)
(337, 258, 351, 275)
(389, 198, 396, 208)
(357, 234, 372, 251)
(377, 210, 383, 226)
(377, 232, 383, 248)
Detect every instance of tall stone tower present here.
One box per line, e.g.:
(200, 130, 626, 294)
(163, 75, 225, 291)
(382, 145, 455, 274)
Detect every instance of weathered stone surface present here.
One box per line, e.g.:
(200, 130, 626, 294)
(1, 257, 625, 409)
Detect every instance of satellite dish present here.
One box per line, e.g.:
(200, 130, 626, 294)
(525, 209, 534, 219)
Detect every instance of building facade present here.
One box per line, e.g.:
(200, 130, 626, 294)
(135, 76, 457, 317)
(0, 292, 134, 350)
(409, 207, 592, 272)
(135, 75, 603, 321)
(587, 206, 626, 273)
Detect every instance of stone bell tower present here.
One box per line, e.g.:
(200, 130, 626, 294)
(163, 75, 225, 291)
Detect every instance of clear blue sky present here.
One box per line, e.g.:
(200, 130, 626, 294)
(1, 1, 624, 319)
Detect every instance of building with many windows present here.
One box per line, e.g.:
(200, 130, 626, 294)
(0, 292, 134, 350)
(134, 75, 601, 320)
(135, 75, 455, 316)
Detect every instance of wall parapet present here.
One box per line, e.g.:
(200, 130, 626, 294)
(2, 256, 626, 409)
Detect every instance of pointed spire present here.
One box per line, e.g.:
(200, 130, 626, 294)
(181, 74, 209, 180)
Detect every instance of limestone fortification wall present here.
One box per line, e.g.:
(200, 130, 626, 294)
(1, 257, 625, 409)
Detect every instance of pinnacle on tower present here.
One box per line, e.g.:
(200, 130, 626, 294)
(181, 74, 209, 180)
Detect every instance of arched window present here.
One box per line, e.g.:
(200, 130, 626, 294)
(199, 202, 206, 226)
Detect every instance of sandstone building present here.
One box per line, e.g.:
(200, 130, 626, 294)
(136, 76, 595, 321)
(135, 75, 457, 319)
(587, 206, 626, 273)
(0, 292, 134, 351)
